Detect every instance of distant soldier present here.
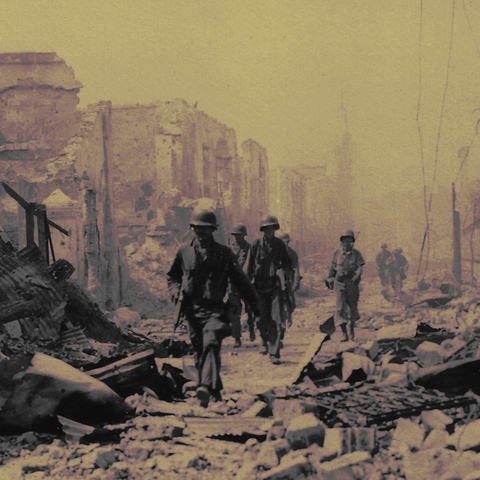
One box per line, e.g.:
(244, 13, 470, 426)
(376, 243, 391, 286)
(226, 224, 255, 347)
(247, 216, 291, 364)
(167, 210, 260, 407)
(386, 248, 408, 294)
(326, 230, 365, 342)
(279, 233, 302, 327)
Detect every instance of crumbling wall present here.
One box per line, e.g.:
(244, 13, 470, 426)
(0, 52, 81, 163)
(43, 102, 122, 310)
(268, 167, 307, 255)
(111, 105, 158, 229)
(0, 53, 82, 249)
(111, 98, 240, 237)
(239, 140, 269, 241)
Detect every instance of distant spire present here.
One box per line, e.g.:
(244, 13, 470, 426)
(340, 90, 349, 131)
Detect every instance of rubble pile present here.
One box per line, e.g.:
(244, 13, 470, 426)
(1, 234, 480, 478)
(121, 237, 177, 319)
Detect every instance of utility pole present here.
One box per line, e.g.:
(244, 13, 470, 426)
(452, 183, 462, 283)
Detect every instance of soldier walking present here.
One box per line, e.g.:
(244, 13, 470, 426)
(376, 243, 391, 286)
(279, 233, 301, 327)
(247, 216, 291, 364)
(386, 248, 408, 295)
(167, 210, 260, 407)
(326, 230, 365, 342)
(226, 224, 255, 347)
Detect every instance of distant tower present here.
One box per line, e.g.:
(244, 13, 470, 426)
(333, 93, 355, 231)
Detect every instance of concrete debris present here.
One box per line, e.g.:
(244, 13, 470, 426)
(0, 252, 479, 479)
(285, 413, 326, 450)
(257, 455, 317, 480)
(0, 352, 134, 434)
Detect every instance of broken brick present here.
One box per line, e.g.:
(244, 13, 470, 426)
(420, 410, 453, 431)
(390, 418, 425, 453)
(286, 413, 326, 451)
(273, 399, 320, 427)
(415, 341, 445, 368)
(421, 430, 449, 450)
(257, 455, 317, 480)
(315, 451, 371, 480)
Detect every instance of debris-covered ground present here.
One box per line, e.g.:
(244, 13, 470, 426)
(1, 265, 480, 479)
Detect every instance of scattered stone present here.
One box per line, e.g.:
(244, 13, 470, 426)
(256, 441, 282, 469)
(267, 420, 286, 441)
(242, 401, 270, 417)
(416, 341, 445, 367)
(273, 399, 320, 427)
(420, 410, 453, 431)
(421, 430, 450, 450)
(403, 448, 459, 480)
(95, 449, 117, 470)
(342, 352, 377, 381)
(324, 427, 378, 456)
(390, 418, 425, 454)
(257, 455, 316, 480)
(286, 413, 326, 451)
(315, 451, 371, 479)
(455, 419, 480, 451)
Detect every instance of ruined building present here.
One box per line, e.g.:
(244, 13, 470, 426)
(0, 53, 272, 310)
(110, 100, 268, 246)
(0, 53, 120, 309)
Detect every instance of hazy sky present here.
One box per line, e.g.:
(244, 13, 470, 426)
(2, 0, 480, 211)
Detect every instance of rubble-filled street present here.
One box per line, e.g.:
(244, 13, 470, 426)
(1, 262, 480, 480)
(2, 15, 480, 479)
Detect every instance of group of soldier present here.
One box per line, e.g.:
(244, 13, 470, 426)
(167, 210, 301, 407)
(375, 244, 409, 294)
(166, 209, 410, 407)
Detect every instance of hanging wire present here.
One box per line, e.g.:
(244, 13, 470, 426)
(415, 0, 428, 281)
(427, 0, 456, 214)
(462, 0, 480, 63)
(455, 114, 480, 183)
(421, 0, 457, 279)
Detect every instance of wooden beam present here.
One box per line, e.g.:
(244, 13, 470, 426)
(1, 182, 69, 236)
(25, 203, 35, 246)
(36, 204, 48, 263)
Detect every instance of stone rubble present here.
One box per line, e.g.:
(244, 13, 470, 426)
(0, 271, 478, 479)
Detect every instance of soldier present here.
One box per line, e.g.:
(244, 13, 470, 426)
(247, 215, 291, 364)
(279, 233, 302, 327)
(386, 248, 408, 295)
(376, 243, 391, 286)
(167, 210, 260, 407)
(326, 230, 365, 342)
(226, 224, 255, 347)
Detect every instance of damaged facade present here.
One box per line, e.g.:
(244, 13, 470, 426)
(0, 52, 355, 311)
(0, 53, 121, 309)
(110, 100, 270, 247)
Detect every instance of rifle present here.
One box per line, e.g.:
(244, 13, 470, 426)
(168, 290, 184, 350)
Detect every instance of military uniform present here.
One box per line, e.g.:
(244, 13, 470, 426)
(386, 249, 408, 294)
(376, 245, 391, 286)
(328, 237, 365, 341)
(285, 245, 301, 324)
(168, 236, 260, 400)
(227, 239, 252, 343)
(248, 235, 291, 361)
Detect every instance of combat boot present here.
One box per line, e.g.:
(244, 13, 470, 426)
(347, 323, 355, 341)
(340, 323, 349, 342)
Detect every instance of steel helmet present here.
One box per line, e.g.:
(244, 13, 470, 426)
(231, 224, 247, 235)
(279, 233, 291, 242)
(189, 209, 218, 228)
(340, 230, 355, 242)
(260, 215, 280, 231)
(381, 243, 388, 249)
